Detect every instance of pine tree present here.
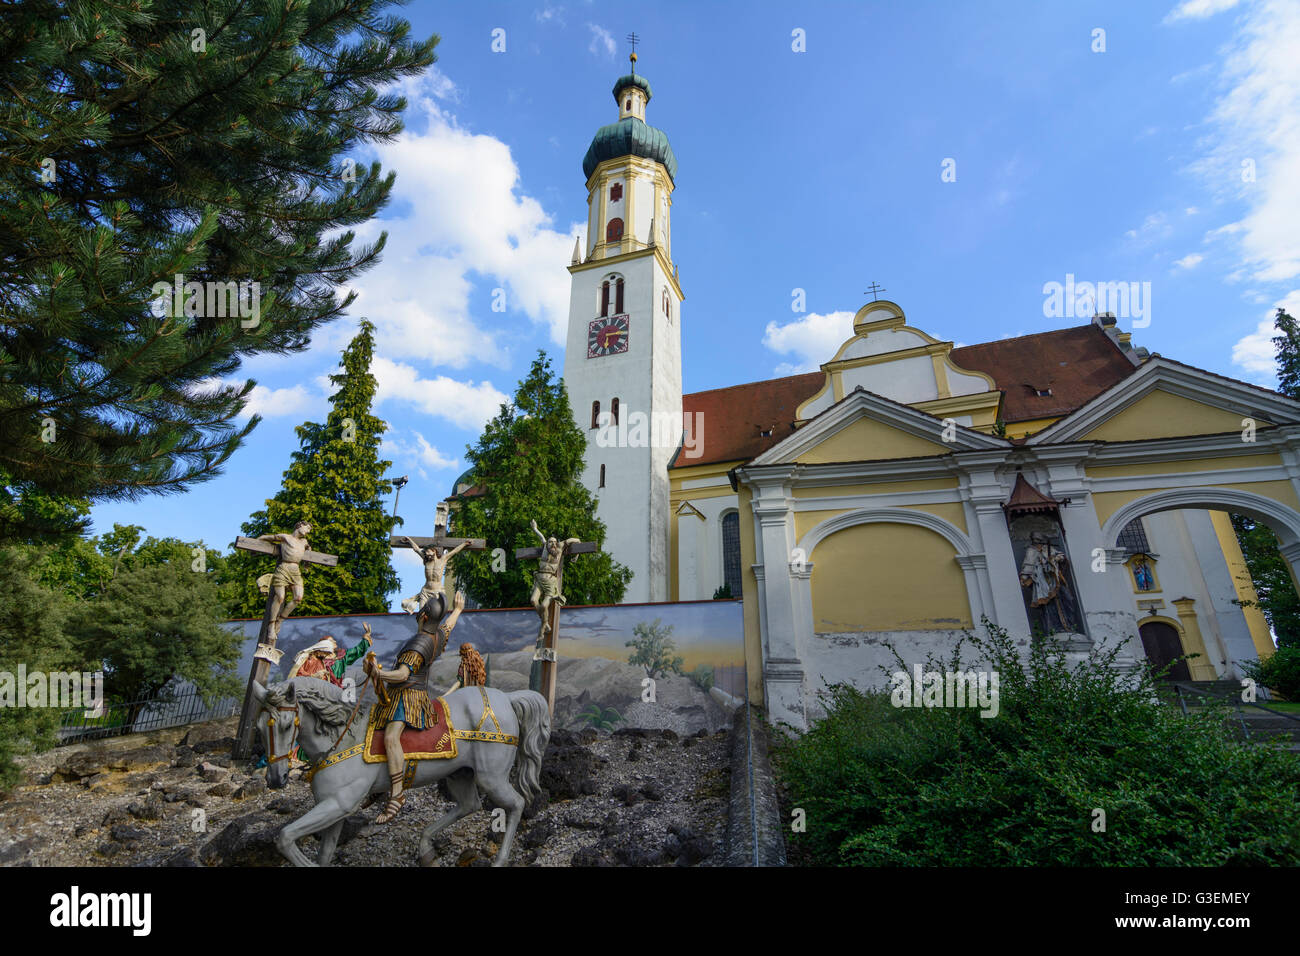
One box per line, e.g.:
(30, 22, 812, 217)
(0, 1, 437, 524)
(226, 320, 399, 616)
(452, 352, 632, 608)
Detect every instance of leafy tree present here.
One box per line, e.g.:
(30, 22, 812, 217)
(226, 320, 399, 616)
(626, 618, 684, 679)
(1230, 308, 1300, 647)
(0, 469, 91, 546)
(451, 352, 632, 608)
(0, 548, 75, 792)
(70, 560, 242, 722)
(32, 523, 229, 604)
(0, 1, 437, 512)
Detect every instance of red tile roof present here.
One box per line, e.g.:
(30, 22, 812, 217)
(951, 325, 1136, 423)
(671, 372, 823, 468)
(671, 324, 1139, 468)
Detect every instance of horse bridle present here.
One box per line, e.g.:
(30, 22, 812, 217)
(265, 705, 300, 765)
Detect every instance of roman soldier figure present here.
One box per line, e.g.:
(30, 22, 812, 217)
(365, 590, 465, 824)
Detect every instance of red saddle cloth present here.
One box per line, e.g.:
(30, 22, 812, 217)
(363, 697, 457, 762)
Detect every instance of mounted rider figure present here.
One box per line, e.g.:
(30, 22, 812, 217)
(364, 590, 466, 824)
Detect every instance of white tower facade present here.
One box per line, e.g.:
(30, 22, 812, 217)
(562, 64, 684, 602)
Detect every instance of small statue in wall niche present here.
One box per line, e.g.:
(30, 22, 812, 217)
(1019, 532, 1081, 634)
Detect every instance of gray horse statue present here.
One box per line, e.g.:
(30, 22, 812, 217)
(251, 676, 551, 866)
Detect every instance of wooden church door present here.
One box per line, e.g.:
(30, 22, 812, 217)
(1139, 621, 1191, 681)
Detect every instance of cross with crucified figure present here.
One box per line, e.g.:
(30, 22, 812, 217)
(515, 519, 599, 716)
(391, 500, 487, 636)
(231, 522, 338, 758)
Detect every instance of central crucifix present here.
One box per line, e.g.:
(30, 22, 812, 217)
(515, 520, 599, 716)
(392, 500, 487, 635)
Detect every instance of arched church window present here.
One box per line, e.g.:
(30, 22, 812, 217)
(722, 511, 741, 597)
(662, 288, 670, 320)
(590, 400, 600, 429)
(615, 277, 624, 314)
(1117, 518, 1151, 554)
(609, 183, 623, 202)
(606, 218, 623, 243)
(610, 397, 619, 425)
(625, 99, 631, 111)
(599, 464, 606, 488)
(600, 281, 609, 317)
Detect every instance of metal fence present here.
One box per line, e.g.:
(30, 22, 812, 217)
(57, 684, 238, 746)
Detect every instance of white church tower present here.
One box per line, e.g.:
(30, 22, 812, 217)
(563, 54, 684, 602)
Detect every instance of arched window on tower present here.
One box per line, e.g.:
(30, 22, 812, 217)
(599, 464, 606, 488)
(615, 278, 625, 314)
(606, 217, 623, 244)
(610, 397, 619, 425)
(590, 400, 601, 429)
(662, 288, 671, 321)
(721, 512, 741, 598)
(600, 281, 610, 317)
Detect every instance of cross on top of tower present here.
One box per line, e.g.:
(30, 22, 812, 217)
(627, 32, 639, 70)
(864, 282, 886, 302)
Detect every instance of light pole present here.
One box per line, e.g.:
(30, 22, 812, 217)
(391, 475, 409, 527)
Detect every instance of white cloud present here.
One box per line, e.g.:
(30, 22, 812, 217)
(1124, 212, 1171, 244)
(587, 24, 615, 58)
(1232, 290, 1300, 380)
(382, 429, 459, 479)
(237, 383, 317, 420)
(761, 311, 855, 374)
(353, 75, 583, 361)
(1173, 253, 1205, 270)
(372, 356, 509, 431)
(1165, 0, 1242, 23)
(1185, 0, 1300, 286)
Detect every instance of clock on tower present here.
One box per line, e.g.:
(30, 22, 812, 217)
(588, 315, 630, 357)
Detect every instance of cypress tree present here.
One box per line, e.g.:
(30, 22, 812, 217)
(226, 320, 399, 616)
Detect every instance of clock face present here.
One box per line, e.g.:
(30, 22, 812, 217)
(587, 315, 630, 358)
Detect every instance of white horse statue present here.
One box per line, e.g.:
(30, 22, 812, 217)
(251, 676, 550, 866)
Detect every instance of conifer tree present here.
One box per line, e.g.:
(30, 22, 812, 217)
(0, 1, 437, 527)
(452, 352, 632, 608)
(226, 320, 399, 616)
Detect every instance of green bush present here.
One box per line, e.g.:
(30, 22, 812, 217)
(773, 620, 1300, 866)
(1242, 645, 1300, 702)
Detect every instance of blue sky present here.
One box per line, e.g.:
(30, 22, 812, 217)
(92, 0, 1300, 607)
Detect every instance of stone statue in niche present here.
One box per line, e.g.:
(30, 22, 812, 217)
(1009, 516, 1083, 636)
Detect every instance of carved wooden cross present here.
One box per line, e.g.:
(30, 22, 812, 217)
(232, 532, 338, 759)
(390, 498, 486, 552)
(514, 537, 600, 716)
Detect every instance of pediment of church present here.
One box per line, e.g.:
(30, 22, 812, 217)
(796, 300, 1001, 428)
(1028, 358, 1299, 445)
(751, 385, 1008, 466)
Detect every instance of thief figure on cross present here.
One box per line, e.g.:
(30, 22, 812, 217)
(529, 519, 580, 640)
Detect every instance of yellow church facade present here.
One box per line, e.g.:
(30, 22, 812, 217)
(551, 64, 1291, 731)
(669, 300, 1292, 729)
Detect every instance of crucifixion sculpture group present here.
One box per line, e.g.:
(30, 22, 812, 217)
(232, 502, 597, 757)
